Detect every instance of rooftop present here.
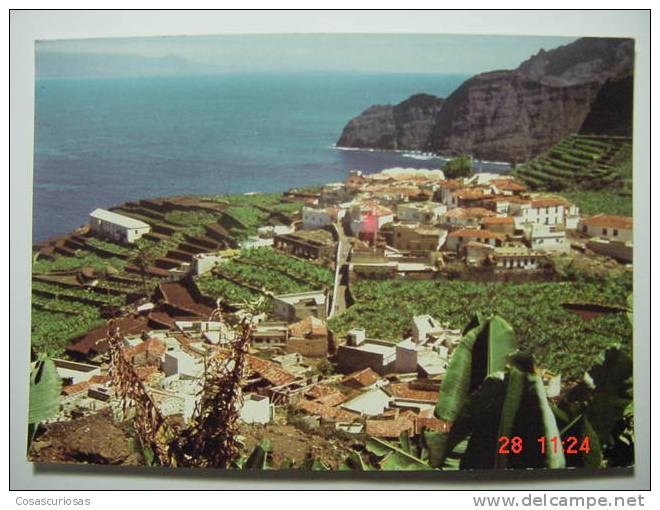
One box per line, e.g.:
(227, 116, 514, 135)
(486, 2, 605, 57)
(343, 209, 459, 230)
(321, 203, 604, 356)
(581, 214, 633, 230)
(90, 208, 150, 230)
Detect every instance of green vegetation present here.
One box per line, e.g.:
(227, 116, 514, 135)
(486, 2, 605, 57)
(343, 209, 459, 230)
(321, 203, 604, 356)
(196, 273, 264, 305)
(163, 210, 219, 227)
(85, 237, 131, 256)
(31, 307, 104, 356)
(195, 248, 330, 309)
(32, 251, 127, 273)
(515, 135, 632, 194)
(209, 193, 303, 239)
(238, 248, 333, 288)
(329, 276, 632, 382)
(223, 206, 269, 238)
(444, 156, 473, 179)
(215, 260, 315, 295)
(557, 190, 632, 217)
(32, 281, 126, 306)
(28, 356, 63, 448)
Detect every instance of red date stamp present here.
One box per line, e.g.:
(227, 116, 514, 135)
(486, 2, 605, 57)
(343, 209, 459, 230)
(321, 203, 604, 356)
(498, 436, 591, 454)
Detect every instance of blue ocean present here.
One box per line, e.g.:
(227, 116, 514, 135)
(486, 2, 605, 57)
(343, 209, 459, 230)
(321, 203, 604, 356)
(34, 72, 488, 242)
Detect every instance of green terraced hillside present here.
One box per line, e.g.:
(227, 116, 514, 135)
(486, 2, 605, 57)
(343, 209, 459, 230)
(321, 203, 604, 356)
(514, 135, 632, 193)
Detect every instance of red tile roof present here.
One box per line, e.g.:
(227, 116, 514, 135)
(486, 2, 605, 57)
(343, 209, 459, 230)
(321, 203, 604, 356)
(414, 417, 452, 435)
(340, 368, 381, 388)
(581, 214, 633, 230)
(453, 188, 489, 200)
(482, 216, 515, 224)
(246, 355, 298, 386)
(386, 383, 438, 402)
(62, 381, 90, 396)
(306, 384, 341, 399)
(124, 338, 166, 360)
(530, 198, 567, 209)
(365, 416, 415, 438)
(295, 400, 359, 423)
(491, 179, 527, 191)
(66, 316, 150, 355)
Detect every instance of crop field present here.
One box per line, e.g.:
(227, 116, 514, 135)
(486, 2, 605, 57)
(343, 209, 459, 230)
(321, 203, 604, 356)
(195, 248, 331, 307)
(515, 135, 632, 193)
(557, 190, 633, 217)
(31, 305, 104, 356)
(238, 248, 333, 288)
(329, 276, 632, 382)
(32, 251, 128, 274)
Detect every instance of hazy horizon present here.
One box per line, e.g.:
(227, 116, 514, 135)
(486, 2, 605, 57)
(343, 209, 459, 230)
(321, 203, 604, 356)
(36, 33, 577, 79)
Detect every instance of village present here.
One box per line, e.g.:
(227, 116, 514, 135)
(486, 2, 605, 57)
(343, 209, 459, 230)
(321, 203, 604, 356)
(32, 165, 633, 463)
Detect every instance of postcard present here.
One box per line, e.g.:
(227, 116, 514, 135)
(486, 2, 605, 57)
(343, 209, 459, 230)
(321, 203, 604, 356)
(28, 33, 634, 472)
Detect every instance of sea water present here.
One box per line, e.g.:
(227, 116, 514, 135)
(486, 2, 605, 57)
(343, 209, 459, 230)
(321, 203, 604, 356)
(33, 72, 504, 242)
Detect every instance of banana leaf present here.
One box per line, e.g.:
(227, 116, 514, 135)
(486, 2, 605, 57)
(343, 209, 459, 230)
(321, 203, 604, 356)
(302, 454, 330, 471)
(339, 452, 373, 471)
(435, 314, 516, 421)
(584, 348, 633, 445)
(365, 437, 433, 471)
(243, 439, 271, 469)
(438, 354, 565, 470)
(28, 357, 62, 425)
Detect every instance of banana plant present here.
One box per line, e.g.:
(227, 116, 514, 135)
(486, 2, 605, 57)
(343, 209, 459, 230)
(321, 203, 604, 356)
(27, 355, 62, 451)
(445, 353, 566, 470)
(552, 347, 633, 468)
(427, 314, 517, 466)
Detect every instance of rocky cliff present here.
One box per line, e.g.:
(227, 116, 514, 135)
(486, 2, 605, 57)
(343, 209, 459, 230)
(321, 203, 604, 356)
(336, 37, 634, 163)
(336, 93, 444, 150)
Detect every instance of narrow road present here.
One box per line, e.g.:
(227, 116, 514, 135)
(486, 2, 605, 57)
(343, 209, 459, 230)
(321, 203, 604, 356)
(328, 223, 352, 318)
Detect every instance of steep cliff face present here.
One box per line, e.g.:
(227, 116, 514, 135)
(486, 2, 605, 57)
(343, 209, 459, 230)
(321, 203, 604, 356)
(579, 75, 634, 137)
(336, 37, 634, 162)
(427, 71, 601, 162)
(336, 93, 444, 150)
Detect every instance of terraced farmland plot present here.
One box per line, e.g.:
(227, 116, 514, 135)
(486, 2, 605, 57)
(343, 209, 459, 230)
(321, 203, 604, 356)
(214, 260, 316, 295)
(237, 248, 333, 288)
(515, 135, 632, 192)
(31, 306, 104, 356)
(32, 281, 126, 306)
(195, 274, 265, 305)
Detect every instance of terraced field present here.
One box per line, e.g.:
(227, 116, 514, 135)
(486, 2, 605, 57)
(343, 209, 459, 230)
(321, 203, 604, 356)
(515, 135, 632, 193)
(194, 247, 332, 306)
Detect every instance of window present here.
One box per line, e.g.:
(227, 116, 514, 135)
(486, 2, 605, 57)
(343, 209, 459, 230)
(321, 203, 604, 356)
(602, 228, 607, 235)
(613, 229, 619, 236)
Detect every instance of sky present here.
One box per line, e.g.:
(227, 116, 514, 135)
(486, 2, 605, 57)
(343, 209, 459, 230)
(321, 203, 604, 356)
(36, 34, 577, 78)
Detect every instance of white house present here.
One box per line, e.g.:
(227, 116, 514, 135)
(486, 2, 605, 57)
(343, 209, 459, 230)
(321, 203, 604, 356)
(521, 224, 569, 253)
(161, 350, 203, 379)
(89, 208, 151, 244)
(445, 229, 505, 253)
(240, 394, 274, 424)
(579, 214, 633, 242)
(191, 251, 226, 275)
(348, 203, 394, 237)
(396, 202, 446, 224)
(53, 359, 101, 386)
(272, 290, 328, 322)
(340, 387, 392, 416)
(493, 246, 544, 270)
(257, 225, 295, 237)
(241, 236, 274, 249)
(411, 315, 445, 343)
(510, 198, 566, 229)
(302, 206, 346, 229)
